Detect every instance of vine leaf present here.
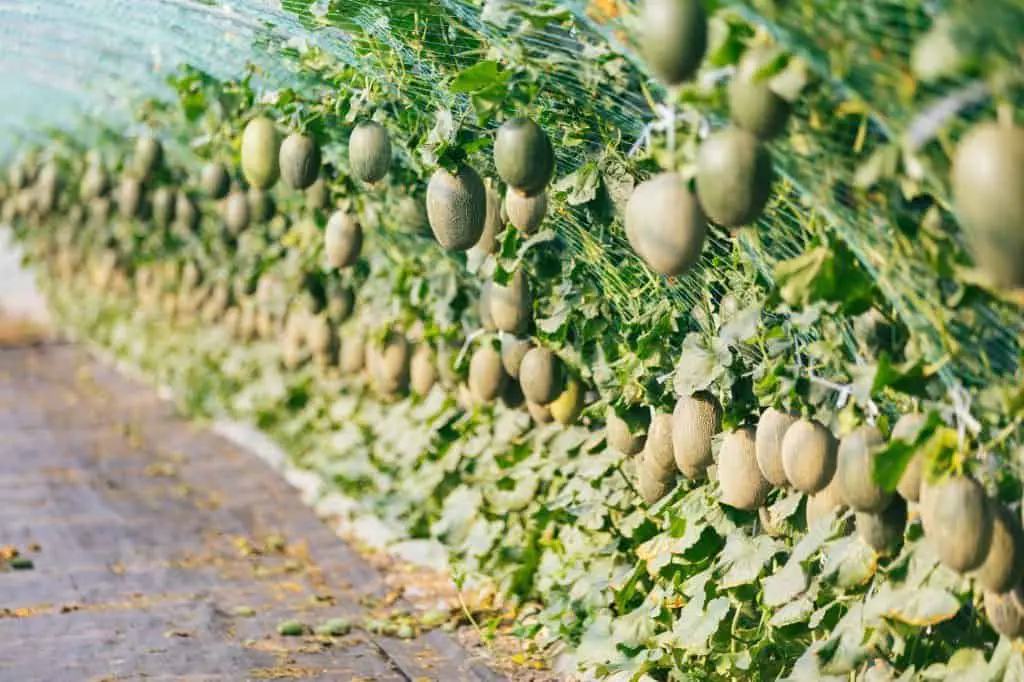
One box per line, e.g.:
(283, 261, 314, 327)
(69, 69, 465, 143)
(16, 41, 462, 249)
(658, 596, 731, 654)
(673, 333, 731, 397)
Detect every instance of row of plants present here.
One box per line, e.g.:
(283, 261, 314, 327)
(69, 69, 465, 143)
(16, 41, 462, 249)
(2, 0, 1023, 679)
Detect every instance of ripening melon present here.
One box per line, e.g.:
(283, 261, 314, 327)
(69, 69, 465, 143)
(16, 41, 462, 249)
(921, 475, 993, 573)
(781, 418, 838, 495)
(223, 190, 250, 234)
(836, 425, 891, 513)
(305, 314, 334, 356)
(550, 376, 584, 425)
(248, 188, 275, 224)
(306, 177, 328, 210)
(975, 502, 1024, 593)
(892, 413, 928, 501)
(625, 172, 707, 277)
(505, 189, 547, 234)
(489, 269, 531, 334)
(500, 336, 532, 379)
(479, 281, 497, 331)
(519, 347, 563, 405)
(718, 426, 770, 511)
(755, 407, 799, 487)
(473, 186, 503, 255)
(325, 210, 363, 269)
(607, 406, 649, 457)
(426, 164, 487, 251)
(241, 117, 281, 189)
(493, 118, 554, 196)
(469, 344, 506, 404)
(695, 127, 774, 227)
(340, 329, 367, 375)
(806, 473, 847, 526)
(856, 497, 907, 556)
(638, 0, 708, 86)
(985, 587, 1024, 639)
(151, 187, 176, 228)
(80, 163, 109, 200)
(372, 333, 411, 396)
(951, 122, 1024, 288)
(527, 400, 554, 424)
(729, 45, 791, 140)
(672, 391, 722, 480)
(117, 176, 143, 218)
(637, 452, 675, 505)
(349, 121, 392, 183)
(645, 411, 676, 476)
(279, 133, 321, 190)
(411, 344, 437, 397)
(201, 161, 230, 199)
(133, 136, 163, 183)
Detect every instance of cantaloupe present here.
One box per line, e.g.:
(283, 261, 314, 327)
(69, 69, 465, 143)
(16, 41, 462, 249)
(638, 0, 708, 86)
(472, 186, 503, 255)
(306, 177, 328, 211)
(223, 190, 250, 234)
(349, 121, 392, 183)
(729, 45, 791, 140)
(891, 413, 927, 501)
(527, 401, 554, 424)
(836, 425, 892, 513)
(151, 187, 176, 228)
(607, 406, 648, 457)
(625, 172, 706, 277)
(371, 333, 411, 396)
(985, 587, 1024, 639)
(489, 269, 531, 334)
(805, 473, 847, 527)
(325, 210, 363, 269)
(469, 344, 507, 404)
(781, 418, 838, 495)
(426, 165, 486, 251)
(974, 502, 1024, 593)
(695, 127, 773, 227)
(241, 117, 281, 189)
(921, 475, 994, 573)
(279, 132, 321, 190)
(637, 452, 675, 505)
(718, 426, 770, 511)
(117, 176, 143, 218)
(951, 122, 1024, 288)
(201, 161, 230, 199)
(519, 347, 563, 405)
(493, 118, 554, 196)
(856, 497, 906, 556)
(671, 391, 722, 480)
(133, 136, 163, 183)
(410, 344, 437, 397)
(645, 411, 676, 476)
(500, 336, 532, 379)
(175, 193, 199, 233)
(340, 328, 367, 375)
(505, 189, 547, 235)
(755, 407, 799, 487)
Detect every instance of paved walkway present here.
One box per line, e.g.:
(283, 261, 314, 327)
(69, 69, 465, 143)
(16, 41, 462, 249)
(0, 342, 501, 682)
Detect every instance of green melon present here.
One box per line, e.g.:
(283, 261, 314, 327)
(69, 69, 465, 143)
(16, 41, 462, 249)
(519, 347, 563, 405)
(469, 344, 507, 404)
(836, 425, 891, 513)
(247, 188, 275, 224)
(527, 400, 554, 424)
(781, 418, 838, 495)
(695, 127, 774, 227)
(372, 333, 411, 396)
(755, 407, 799, 487)
(951, 122, 1024, 288)
(985, 587, 1024, 639)
(638, 0, 708, 86)
(349, 121, 392, 183)
(201, 161, 230, 199)
(175, 193, 199, 233)
(856, 497, 906, 556)
(729, 45, 792, 140)
(607, 406, 649, 457)
(494, 118, 554, 196)
(921, 475, 994, 573)
(550, 376, 584, 425)
(500, 336, 532, 379)
(223, 191, 250, 234)
(892, 413, 928, 502)
(426, 164, 487, 251)
(241, 117, 281, 189)
(133, 136, 163, 183)
(324, 210, 363, 269)
(718, 426, 770, 511)
(671, 391, 722, 480)
(489, 269, 532, 335)
(279, 133, 321, 190)
(637, 452, 675, 505)
(117, 176, 143, 218)
(505, 189, 547, 235)
(625, 172, 707, 277)
(410, 345, 437, 397)
(974, 502, 1024, 593)
(151, 187, 176, 228)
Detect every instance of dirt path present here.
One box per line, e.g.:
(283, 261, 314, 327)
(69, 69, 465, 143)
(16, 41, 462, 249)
(0, 342, 502, 682)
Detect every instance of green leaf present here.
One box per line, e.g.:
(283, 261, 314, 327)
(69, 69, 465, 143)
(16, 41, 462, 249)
(659, 596, 731, 654)
(718, 534, 782, 588)
(763, 561, 808, 607)
(450, 60, 504, 94)
(872, 411, 942, 491)
(552, 162, 601, 206)
(865, 585, 961, 626)
(673, 333, 731, 397)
